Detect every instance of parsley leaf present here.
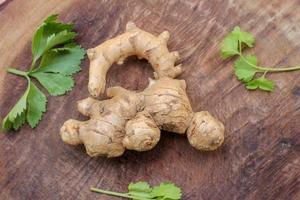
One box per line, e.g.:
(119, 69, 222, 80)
(43, 15, 74, 33)
(43, 14, 59, 23)
(128, 182, 154, 199)
(234, 55, 258, 82)
(2, 14, 85, 131)
(221, 26, 255, 59)
(30, 72, 74, 96)
(246, 76, 275, 91)
(26, 82, 47, 128)
(13, 111, 26, 130)
(44, 31, 76, 53)
(220, 30, 239, 59)
(31, 14, 76, 66)
(152, 182, 182, 200)
(36, 45, 84, 75)
(29, 44, 84, 96)
(2, 82, 30, 131)
(233, 26, 255, 48)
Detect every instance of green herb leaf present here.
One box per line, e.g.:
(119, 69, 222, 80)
(30, 72, 74, 96)
(32, 25, 46, 63)
(220, 30, 239, 59)
(128, 182, 154, 199)
(12, 111, 26, 130)
(29, 44, 85, 96)
(2, 82, 30, 131)
(26, 82, 47, 128)
(44, 31, 76, 53)
(221, 26, 255, 59)
(36, 45, 85, 75)
(32, 15, 75, 64)
(232, 26, 255, 48)
(152, 182, 182, 200)
(246, 76, 275, 91)
(44, 14, 58, 23)
(234, 55, 258, 82)
(43, 15, 74, 34)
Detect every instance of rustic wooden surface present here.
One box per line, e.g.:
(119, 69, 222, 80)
(0, 0, 300, 199)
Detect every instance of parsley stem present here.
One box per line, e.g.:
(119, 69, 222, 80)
(90, 187, 148, 200)
(239, 54, 300, 72)
(30, 59, 37, 71)
(262, 71, 267, 77)
(6, 68, 28, 77)
(90, 187, 131, 198)
(238, 40, 300, 73)
(256, 65, 300, 72)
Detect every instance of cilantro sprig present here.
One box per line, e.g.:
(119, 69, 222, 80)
(91, 181, 182, 200)
(2, 14, 85, 131)
(221, 26, 300, 92)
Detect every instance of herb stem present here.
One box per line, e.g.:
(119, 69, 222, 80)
(90, 187, 152, 200)
(30, 59, 37, 71)
(6, 68, 28, 77)
(239, 54, 300, 72)
(91, 187, 148, 200)
(262, 71, 267, 78)
(257, 65, 300, 72)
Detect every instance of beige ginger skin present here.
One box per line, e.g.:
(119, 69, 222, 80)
(87, 21, 182, 97)
(60, 22, 225, 157)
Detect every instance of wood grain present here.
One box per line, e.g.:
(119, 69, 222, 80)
(0, 0, 299, 199)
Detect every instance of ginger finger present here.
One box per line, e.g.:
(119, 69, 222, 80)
(187, 111, 225, 151)
(77, 97, 104, 117)
(106, 86, 131, 98)
(78, 119, 126, 157)
(123, 111, 160, 151)
(60, 119, 83, 145)
(87, 21, 182, 97)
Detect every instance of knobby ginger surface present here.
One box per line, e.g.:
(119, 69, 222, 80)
(60, 22, 225, 157)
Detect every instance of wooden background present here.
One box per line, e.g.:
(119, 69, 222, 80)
(0, 0, 299, 199)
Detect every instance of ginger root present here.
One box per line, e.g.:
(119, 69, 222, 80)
(60, 79, 224, 157)
(87, 22, 182, 97)
(60, 22, 225, 157)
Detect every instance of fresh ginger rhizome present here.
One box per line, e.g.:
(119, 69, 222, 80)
(60, 22, 225, 157)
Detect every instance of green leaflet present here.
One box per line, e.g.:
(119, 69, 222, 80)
(26, 82, 47, 128)
(36, 45, 85, 75)
(30, 72, 74, 96)
(234, 55, 258, 82)
(2, 79, 30, 131)
(246, 76, 275, 91)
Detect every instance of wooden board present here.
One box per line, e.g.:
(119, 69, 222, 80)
(0, 0, 299, 199)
